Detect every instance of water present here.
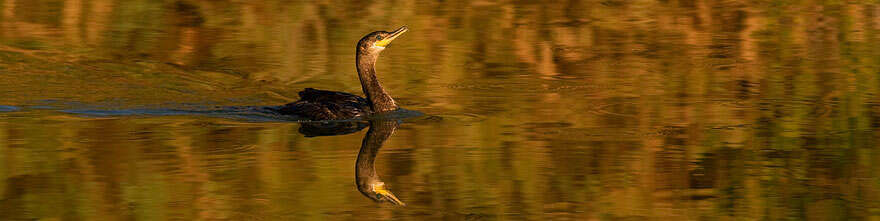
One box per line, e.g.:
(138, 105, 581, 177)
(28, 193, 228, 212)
(1, 0, 879, 220)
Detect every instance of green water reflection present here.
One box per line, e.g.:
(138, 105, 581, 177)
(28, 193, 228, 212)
(1, 0, 879, 220)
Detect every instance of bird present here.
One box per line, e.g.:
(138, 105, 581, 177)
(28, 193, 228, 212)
(276, 26, 408, 120)
(355, 120, 405, 205)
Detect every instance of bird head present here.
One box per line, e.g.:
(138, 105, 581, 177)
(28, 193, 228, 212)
(357, 26, 408, 55)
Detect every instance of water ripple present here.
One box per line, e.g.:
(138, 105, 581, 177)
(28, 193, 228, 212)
(0, 105, 19, 112)
(62, 104, 424, 123)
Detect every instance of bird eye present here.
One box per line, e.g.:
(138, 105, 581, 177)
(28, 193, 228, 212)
(376, 35, 384, 40)
(375, 193, 383, 199)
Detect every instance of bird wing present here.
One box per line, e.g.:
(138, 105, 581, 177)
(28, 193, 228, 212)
(278, 88, 371, 120)
(298, 88, 367, 104)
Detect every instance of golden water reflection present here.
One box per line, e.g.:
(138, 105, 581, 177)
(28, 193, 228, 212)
(1, 0, 879, 220)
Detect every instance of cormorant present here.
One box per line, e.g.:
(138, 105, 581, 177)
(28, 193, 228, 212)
(277, 26, 408, 120)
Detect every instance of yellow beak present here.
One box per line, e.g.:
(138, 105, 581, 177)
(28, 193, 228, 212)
(374, 185, 405, 206)
(374, 26, 408, 47)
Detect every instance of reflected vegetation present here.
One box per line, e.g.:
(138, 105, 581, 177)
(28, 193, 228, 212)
(0, 0, 879, 220)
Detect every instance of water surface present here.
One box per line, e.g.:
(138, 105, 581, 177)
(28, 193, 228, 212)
(1, 0, 879, 220)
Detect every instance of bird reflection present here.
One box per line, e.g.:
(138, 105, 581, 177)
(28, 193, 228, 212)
(354, 120, 404, 205)
(297, 121, 369, 137)
(298, 120, 405, 205)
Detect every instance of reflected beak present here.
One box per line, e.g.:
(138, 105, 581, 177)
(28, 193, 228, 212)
(374, 26, 408, 47)
(375, 185, 406, 206)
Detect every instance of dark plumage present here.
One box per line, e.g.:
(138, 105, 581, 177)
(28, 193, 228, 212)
(278, 88, 371, 120)
(275, 26, 408, 120)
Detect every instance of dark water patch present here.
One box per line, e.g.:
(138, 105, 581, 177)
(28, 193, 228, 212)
(521, 123, 758, 142)
(0, 105, 19, 112)
(589, 101, 641, 118)
(412, 113, 485, 125)
(440, 80, 613, 95)
(523, 126, 636, 141)
(29, 99, 92, 110)
(709, 124, 753, 130)
(523, 121, 574, 129)
(3, 39, 47, 50)
(0, 50, 27, 62)
(588, 99, 768, 118)
(26, 105, 58, 110)
(197, 144, 258, 156)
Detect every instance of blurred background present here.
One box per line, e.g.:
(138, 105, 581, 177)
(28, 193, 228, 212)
(0, 0, 879, 220)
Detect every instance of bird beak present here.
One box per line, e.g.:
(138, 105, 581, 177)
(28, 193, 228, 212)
(374, 185, 406, 206)
(374, 26, 408, 47)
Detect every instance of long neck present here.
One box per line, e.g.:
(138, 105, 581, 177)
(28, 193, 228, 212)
(356, 50, 398, 113)
(355, 120, 399, 188)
